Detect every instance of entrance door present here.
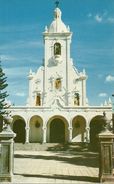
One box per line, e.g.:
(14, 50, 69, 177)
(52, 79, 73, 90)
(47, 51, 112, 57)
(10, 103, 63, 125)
(50, 118, 65, 143)
(13, 119, 26, 143)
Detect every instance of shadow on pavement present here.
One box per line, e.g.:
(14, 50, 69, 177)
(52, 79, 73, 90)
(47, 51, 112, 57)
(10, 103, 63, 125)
(14, 143, 99, 183)
(14, 143, 99, 168)
(14, 173, 99, 183)
(15, 152, 99, 168)
(47, 142, 89, 152)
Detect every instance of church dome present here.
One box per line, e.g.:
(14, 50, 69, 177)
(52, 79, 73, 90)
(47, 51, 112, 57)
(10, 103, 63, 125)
(48, 8, 68, 33)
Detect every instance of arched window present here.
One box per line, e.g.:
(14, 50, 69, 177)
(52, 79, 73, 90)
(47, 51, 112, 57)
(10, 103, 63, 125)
(74, 93, 80, 106)
(55, 78, 61, 90)
(36, 94, 41, 106)
(54, 42, 61, 55)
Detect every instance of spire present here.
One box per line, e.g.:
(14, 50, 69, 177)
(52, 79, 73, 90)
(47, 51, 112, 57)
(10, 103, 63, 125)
(28, 69, 33, 80)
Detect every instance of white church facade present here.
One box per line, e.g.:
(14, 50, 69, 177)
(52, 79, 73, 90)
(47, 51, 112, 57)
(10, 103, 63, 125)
(10, 6, 112, 144)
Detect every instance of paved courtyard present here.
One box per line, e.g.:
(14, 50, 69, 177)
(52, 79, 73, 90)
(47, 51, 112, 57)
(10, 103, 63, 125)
(11, 144, 100, 184)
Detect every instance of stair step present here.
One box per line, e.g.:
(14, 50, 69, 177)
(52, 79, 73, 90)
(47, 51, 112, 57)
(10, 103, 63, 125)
(14, 142, 88, 151)
(14, 143, 64, 151)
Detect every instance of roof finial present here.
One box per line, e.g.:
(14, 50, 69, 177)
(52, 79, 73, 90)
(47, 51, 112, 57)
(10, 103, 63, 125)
(55, 0, 59, 8)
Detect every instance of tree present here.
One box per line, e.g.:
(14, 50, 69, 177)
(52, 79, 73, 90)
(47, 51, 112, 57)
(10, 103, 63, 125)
(0, 61, 10, 131)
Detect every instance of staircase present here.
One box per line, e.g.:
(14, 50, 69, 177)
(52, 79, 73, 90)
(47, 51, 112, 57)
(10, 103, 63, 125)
(14, 143, 60, 151)
(14, 142, 88, 151)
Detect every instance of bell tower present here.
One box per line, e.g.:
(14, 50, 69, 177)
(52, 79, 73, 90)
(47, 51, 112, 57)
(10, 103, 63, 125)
(28, 2, 87, 107)
(43, 4, 73, 105)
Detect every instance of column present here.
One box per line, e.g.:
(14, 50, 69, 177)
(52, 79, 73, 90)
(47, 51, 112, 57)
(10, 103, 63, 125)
(44, 38, 48, 93)
(42, 127, 47, 143)
(66, 39, 70, 106)
(66, 37, 72, 106)
(25, 125, 30, 144)
(86, 127, 90, 143)
(43, 66, 45, 94)
(28, 72, 33, 105)
(82, 76, 86, 106)
(68, 127, 72, 143)
(82, 79, 84, 106)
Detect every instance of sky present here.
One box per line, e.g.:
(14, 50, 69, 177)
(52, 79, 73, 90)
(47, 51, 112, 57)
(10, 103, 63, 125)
(0, 0, 114, 106)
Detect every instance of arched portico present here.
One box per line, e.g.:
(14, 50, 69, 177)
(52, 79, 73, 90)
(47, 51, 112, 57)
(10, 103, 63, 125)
(72, 115, 86, 142)
(12, 115, 26, 143)
(90, 115, 105, 149)
(47, 115, 69, 143)
(29, 115, 43, 143)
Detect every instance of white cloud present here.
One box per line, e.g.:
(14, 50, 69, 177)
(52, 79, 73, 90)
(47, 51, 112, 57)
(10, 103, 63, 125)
(97, 74, 103, 79)
(87, 13, 92, 18)
(94, 14, 103, 23)
(0, 54, 16, 61)
(0, 40, 43, 51)
(103, 10, 108, 17)
(98, 93, 107, 97)
(87, 11, 114, 24)
(0, 23, 39, 33)
(15, 92, 26, 97)
(107, 17, 114, 23)
(4, 67, 28, 77)
(105, 75, 114, 82)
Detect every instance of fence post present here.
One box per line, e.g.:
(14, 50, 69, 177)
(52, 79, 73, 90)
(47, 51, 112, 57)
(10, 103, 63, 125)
(98, 130, 114, 182)
(0, 117, 15, 182)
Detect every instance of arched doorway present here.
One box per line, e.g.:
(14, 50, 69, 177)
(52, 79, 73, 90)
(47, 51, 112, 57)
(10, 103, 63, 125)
(13, 117, 26, 143)
(47, 116, 69, 143)
(29, 115, 43, 143)
(90, 115, 105, 150)
(50, 118, 65, 143)
(72, 116, 86, 142)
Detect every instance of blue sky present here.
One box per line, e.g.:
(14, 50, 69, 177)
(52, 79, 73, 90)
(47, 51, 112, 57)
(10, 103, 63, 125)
(0, 0, 114, 106)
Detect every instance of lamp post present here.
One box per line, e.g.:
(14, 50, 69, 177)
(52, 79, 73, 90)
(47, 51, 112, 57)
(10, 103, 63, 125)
(112, 94, 114, 167)
(112, 94, 114, 134)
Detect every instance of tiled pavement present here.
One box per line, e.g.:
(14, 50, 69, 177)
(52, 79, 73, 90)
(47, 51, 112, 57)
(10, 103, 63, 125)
(11, 148, 100, 184)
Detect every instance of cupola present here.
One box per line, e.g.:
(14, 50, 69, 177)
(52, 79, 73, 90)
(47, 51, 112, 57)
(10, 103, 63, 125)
(47, 7, 69, 33)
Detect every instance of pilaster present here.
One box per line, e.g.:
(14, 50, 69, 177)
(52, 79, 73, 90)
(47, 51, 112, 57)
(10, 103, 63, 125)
(28, 73, 34, 105)
(82, 76, 86, 106)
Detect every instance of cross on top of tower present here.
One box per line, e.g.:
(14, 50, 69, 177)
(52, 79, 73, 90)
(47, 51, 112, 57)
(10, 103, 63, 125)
(55, 0, 59, 8)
